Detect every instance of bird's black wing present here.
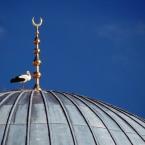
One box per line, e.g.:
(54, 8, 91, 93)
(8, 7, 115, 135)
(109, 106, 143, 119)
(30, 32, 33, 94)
(10, 76, 25, 83)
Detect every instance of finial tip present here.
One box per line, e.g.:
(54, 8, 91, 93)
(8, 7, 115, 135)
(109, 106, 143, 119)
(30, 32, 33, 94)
(32, 17, 43, 28)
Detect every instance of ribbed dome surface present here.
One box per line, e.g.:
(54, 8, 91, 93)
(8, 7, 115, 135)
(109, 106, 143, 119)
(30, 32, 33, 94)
(0, 89, 145, 145)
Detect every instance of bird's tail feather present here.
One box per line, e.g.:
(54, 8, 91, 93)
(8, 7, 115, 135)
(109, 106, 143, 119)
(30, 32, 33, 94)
(10, 77, 25, 83)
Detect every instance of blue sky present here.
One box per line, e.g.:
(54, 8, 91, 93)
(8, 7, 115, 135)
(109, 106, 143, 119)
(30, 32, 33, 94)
(0, 0, 145, 118)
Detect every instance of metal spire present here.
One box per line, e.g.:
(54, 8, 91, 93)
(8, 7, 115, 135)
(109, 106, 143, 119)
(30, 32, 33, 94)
(32, 17, 43, 91)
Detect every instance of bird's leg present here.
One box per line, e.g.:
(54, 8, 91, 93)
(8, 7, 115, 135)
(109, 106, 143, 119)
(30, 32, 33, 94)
(22, 83, 25, 90)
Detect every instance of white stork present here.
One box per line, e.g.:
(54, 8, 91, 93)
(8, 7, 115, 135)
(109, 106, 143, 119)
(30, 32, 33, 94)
(10, 71, 31, 83)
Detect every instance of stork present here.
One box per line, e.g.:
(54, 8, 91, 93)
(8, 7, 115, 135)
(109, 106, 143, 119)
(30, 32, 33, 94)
(10, 71, 31, 84)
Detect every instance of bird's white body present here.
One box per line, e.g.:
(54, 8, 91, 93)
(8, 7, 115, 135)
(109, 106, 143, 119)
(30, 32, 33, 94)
(19, 71, 31, 83)
(10, 71, 31, 83)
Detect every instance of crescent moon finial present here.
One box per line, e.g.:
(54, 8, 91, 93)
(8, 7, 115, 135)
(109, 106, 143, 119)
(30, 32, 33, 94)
(32, 17, 43, 28)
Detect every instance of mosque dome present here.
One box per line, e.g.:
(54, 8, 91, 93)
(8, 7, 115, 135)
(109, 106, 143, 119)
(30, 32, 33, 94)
(0, 89, 145, 145)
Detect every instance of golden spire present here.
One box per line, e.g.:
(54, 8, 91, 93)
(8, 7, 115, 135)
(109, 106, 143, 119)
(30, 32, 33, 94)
(32, 17, 43, 91)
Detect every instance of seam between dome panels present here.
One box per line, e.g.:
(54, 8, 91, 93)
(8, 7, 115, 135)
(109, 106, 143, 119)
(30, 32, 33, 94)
(48, 91, 78, 145)
(1, 91, 26, 145)
(96, 99, 145, 124)
(98, 100, 145, 130)
(25, 90, 35, 145)
(71, 94, 134, 145)
(40, 90, 52, 145)
(56, 91, 99, 145)
(0, 92, 18, 107)
(94, 99, 145, 143)
(63, 92, 118, 145)
(0, 90, 21, 97)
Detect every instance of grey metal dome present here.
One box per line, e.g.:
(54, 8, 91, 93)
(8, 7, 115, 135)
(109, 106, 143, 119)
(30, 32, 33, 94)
(0, 89, 145, 145)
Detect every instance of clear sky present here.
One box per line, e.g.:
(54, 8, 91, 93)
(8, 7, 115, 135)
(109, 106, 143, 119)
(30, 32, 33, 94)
(0, 0, 145, 118)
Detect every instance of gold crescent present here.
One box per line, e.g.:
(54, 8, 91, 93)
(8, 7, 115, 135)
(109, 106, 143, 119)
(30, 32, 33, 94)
(32, 17, 43, 28)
